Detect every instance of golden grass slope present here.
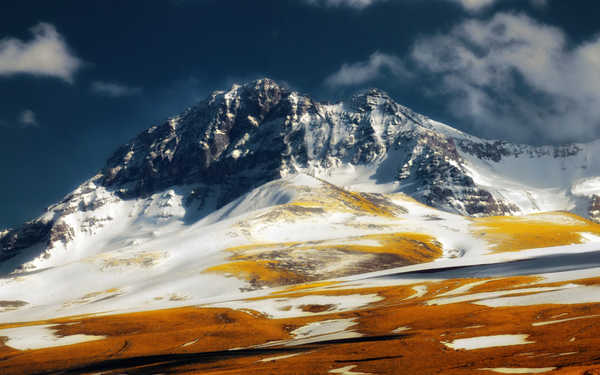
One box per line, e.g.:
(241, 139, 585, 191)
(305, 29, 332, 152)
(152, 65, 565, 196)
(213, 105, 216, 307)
(204, 232, 442, 287)
(204, 184, 600, 288)
(473, 212, 600, 252)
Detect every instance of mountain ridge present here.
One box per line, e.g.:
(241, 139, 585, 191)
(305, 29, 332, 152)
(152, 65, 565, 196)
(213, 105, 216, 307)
(2, 78, 600, 273)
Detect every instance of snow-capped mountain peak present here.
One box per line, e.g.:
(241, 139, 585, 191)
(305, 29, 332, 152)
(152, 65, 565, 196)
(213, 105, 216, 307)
(2, 78, 600, 276)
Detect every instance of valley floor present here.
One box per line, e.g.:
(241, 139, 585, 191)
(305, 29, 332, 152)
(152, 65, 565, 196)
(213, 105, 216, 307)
(1, 244, 600, 374)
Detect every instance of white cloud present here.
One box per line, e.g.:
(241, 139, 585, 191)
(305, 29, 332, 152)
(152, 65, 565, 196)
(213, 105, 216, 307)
(0, 23, 82, 82)
(325, 52, 409, 87)
(304, 0, 386, 9)
(411, 12, 600, 142)
(439, 0, 548, 13)
(309, 0, 545, 12)
(447, 0, 497, 12)
(91, 81, 142, 97)
(0, 109, 40, 129)
(18, 109, 38, 128)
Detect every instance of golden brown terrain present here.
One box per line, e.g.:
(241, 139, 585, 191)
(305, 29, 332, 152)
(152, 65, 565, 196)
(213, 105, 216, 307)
(3, 186, 600, 374)
(2, 271, 600, 374)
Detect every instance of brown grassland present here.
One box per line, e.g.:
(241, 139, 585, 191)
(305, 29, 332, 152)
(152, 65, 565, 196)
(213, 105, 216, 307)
(473, 212, 600, 252)
(1, 273, 600, 374)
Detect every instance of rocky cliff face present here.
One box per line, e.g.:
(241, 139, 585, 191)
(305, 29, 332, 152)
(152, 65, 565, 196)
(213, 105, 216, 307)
(2, 78, 600, 269)
(101, 79, 289, 202)
(96, 79, 517, 217)
(0, 222, 52, 262)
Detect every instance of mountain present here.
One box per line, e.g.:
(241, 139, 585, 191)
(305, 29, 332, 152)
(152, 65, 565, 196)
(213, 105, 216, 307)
(2, 78, 600, 274)
(2, 79, 600, 374)
(96, 78, 600, 218)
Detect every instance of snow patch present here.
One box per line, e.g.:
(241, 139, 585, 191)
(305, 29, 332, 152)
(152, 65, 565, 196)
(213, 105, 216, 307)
(580, 232, 600, 243)
(532, 314, 600, 327)
(437, 280, 489, 297)
(329, 365, 372, 375)
(292, 318, 358, 340)
(408, 285, 428, 299)
(443, 334, 533, 350)
(480, 368, 556, 374)
(209, 294, 382, 319)
(427, 286, 573, 306)
(258, 352, 305, 362)
(571, 177, 600, 197)
(475, 285, 600, 307)
(0, 324, 105, 350)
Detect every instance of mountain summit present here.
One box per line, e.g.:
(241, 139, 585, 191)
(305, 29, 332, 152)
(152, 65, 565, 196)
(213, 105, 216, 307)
(99, 78, 600, 218)
(2, 78, 600, 274)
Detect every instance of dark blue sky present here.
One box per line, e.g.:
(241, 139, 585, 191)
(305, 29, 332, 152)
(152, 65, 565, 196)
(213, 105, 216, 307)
(1, 0, 600, 228)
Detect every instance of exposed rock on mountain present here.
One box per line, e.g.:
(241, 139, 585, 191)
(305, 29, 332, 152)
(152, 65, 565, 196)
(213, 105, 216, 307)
(96, 79, 515, 216)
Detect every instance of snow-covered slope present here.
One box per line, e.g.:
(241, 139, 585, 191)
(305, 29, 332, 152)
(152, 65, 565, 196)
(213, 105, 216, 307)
(0, 173, 467, 321)
(1, 171, 600, 323)
(457, 138, 600, 218)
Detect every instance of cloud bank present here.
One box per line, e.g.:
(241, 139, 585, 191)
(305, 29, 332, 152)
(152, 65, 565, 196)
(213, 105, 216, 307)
(446, 0, 548, 13)
(448, 0, 497, 12)
(325, 12, 600, 143)
(411, 12, 600, 142)
(0, 23, 82, 82)
(0, 109, 40, 129)
(91, 81, 142, 97)
(18, 109, 38, 128)
(325, 52, 409, 86)
(303, 0, 387, 10)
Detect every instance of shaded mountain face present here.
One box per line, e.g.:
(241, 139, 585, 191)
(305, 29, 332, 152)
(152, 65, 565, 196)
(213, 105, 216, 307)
(2, 78, 600, 269)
